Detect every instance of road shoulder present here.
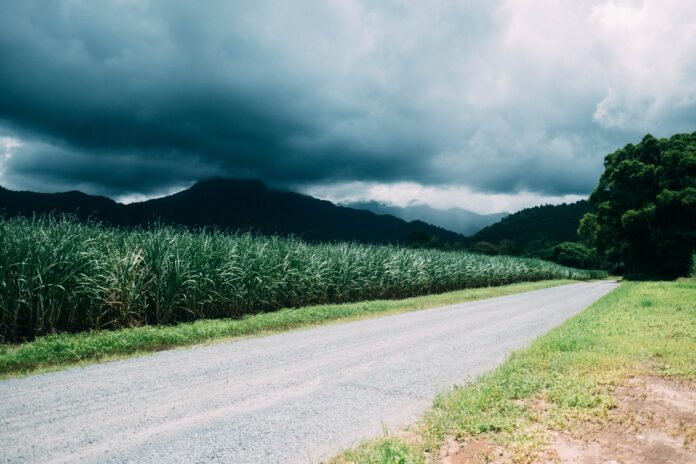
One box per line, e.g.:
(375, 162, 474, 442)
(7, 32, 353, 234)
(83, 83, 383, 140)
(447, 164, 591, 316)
(1, 279, 574, 378)
(331, 279, 696, 464)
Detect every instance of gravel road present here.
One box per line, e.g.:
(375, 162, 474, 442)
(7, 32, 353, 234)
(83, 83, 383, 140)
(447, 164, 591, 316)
(0, 281, 617, 464)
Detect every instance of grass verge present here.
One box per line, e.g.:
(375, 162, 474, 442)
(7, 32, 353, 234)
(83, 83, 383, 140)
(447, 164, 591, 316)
(0, 280, 573, 378)
(331, 279, 696, 464)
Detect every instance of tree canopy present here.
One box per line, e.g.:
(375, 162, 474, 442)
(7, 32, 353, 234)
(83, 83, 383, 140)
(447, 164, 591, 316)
(468, 201, 596, 267)
(580, 133, 696, 277)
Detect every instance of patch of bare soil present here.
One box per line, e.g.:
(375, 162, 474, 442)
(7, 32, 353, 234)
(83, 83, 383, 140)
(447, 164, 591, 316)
(439, 376, 696, 464)
(438, 436, 507, 464)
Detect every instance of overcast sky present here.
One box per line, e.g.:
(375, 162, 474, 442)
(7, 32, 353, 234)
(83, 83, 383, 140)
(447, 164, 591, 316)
(1, 0, 695, 213)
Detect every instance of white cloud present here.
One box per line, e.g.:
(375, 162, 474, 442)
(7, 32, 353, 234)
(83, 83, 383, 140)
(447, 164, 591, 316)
(587, 0, 696, 131)
(304, 181, 585, 214)
(0, 136, 21, 182)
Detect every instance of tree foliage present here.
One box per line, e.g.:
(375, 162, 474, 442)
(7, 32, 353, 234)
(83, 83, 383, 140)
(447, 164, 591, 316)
(551, 242, 600, 269)
(580, 133, 696, 277)
(468, 201, 597, 268)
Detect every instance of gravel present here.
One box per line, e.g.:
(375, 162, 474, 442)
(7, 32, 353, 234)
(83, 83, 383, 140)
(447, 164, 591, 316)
(0, 281, 617, 464)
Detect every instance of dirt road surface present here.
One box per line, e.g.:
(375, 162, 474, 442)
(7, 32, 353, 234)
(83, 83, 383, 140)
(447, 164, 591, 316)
(0, 281, 617, 463)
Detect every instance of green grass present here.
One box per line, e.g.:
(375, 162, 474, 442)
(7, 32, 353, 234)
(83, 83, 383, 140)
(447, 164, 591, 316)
(339, 438, 425, 464)
(0, 216, 603, 342)
(331, 279, 696, 463)
(0, 279, 573, 378)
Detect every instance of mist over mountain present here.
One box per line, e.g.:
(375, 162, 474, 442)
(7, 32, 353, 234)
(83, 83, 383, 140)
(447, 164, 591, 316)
(345, 201, 508, 236)
(0, 179, 465, 245)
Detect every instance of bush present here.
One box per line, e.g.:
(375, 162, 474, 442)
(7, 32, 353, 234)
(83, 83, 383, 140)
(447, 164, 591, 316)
(552, 242, 600, 269)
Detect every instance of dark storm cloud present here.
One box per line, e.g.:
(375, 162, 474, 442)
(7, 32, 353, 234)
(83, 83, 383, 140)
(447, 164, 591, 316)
(0, 0, 694, 200)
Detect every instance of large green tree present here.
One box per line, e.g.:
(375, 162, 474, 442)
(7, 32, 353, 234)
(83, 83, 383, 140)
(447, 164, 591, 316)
(580, 133, 696, 277)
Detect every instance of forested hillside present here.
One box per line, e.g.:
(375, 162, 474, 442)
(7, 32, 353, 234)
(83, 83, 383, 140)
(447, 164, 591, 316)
(467, 200, 596, 267)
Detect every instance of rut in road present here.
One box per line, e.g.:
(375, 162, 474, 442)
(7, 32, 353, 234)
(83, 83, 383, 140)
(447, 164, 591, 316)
(0, 281, 617, 464)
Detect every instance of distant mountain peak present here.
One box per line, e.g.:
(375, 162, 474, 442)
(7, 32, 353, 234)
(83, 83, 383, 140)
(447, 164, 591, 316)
(344, 200, 509, 236)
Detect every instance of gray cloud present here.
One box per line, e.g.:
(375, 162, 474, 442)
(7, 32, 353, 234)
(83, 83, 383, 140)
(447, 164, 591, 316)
(0, 0, 695, 201)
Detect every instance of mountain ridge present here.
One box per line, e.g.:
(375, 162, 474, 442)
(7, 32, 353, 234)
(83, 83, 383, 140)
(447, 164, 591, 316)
(0, 179, 466, 245)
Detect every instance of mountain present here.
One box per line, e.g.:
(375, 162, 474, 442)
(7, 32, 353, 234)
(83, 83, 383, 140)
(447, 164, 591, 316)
(346, 201, 508, 236)
(468, 200, 593, 254)
(0, 179, 465, 245)
(0, 187, 125, 222)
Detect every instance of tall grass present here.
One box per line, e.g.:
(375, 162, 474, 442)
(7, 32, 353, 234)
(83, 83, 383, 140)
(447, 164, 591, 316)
(0, 216, 605, 342)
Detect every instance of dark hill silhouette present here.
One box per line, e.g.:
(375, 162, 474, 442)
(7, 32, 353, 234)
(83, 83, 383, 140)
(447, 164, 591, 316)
(0, 179, 465, 244)
(0, 187, 123, 222)
(467, 200, 593, 259)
